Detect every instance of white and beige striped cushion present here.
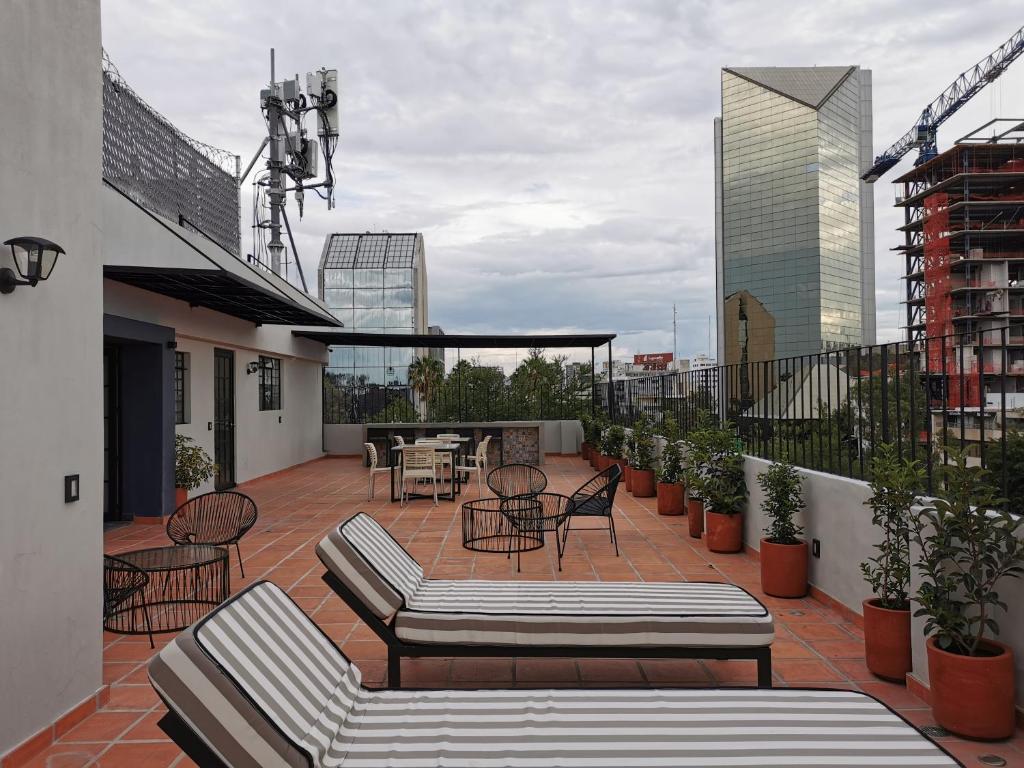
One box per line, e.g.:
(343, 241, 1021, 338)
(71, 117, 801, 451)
(316, 513, 424, 620)
(394, 580, 774, 647)
(339, 687, 960, 767)
(150, 582, 958, 768)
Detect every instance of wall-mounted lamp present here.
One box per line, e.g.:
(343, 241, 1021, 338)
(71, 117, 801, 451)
(1, 237, 66, 295)
(246, 361, 261, 375)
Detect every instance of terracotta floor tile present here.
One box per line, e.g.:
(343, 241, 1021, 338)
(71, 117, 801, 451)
(93, 741, 182, 767)
(515, 659, 580, 683)
(60, 711, 144, 743)
(64, 454, 1017, 761)
(121, 711, 167, 741)
(20, 743, 104, 768)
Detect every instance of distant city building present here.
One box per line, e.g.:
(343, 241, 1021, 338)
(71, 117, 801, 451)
(894, 121, 1024, 462)
(427, 325, 445, 367)
(715, 66, 875, 367)
(318, 233, 428, 386)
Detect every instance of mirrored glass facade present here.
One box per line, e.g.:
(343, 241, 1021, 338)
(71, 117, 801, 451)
(715, 67, 874, 365)
(318, 233, 428, 385)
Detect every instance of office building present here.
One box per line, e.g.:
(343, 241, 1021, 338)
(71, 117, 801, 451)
(715, 66, 875, 366)
(318, 233, 428, 386)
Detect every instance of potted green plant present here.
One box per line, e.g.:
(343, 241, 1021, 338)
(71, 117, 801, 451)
(623, 427, 636, 492)
(758, 461, 807, 597)
(681, 412, 717, 538)
(860, 444, 921, 682)
(657, 417, 685, 515)
(911, 450, 1024, 740)
(590, 413, 609, 469)
(580, 412, 594, 462)
(600, 424, 626, 474)
(630, 415, 656, 498)
(701, 423, 746, 553)
(174, 434, 216, 509)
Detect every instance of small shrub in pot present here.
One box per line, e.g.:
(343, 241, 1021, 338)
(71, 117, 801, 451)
(657, 417, 685, 515)
(757, 461, 807, 598)
(629, 415, 656, 498)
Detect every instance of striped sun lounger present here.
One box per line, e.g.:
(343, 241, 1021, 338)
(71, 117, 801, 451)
(149, 581, 962, 768)
(316, 513, 776, 687)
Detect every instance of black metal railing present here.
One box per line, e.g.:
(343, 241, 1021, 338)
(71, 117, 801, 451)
(323, 372, 596, 425)
(607, 330, 1021, 504)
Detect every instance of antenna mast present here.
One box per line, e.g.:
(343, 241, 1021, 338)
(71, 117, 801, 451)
(672, 304, 677, 364)
(244, 49, 340, 285)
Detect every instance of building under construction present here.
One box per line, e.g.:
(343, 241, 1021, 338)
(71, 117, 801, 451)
(895, 120, 1024, 452)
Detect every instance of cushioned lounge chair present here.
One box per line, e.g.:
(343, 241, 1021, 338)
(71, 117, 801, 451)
(317, 512, 775, 687)
(149, 581, 962, 768)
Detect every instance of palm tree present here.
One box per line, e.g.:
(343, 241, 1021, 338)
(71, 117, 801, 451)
(408, 356, 444, 419)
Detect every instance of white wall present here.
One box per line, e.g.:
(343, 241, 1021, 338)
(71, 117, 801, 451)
(0, 0, 104, 753)
(742, 456, 876, 616)
(105, 280, 327, 494)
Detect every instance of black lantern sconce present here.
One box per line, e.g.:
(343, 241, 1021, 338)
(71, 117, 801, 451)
(1, 237, 66, 295)
(246, 361, 261, 375)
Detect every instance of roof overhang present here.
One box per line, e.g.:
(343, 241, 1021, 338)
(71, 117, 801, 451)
(102, 181, 341, 327)
(292, 331, 616, 348)
(104, 266, 340, 326)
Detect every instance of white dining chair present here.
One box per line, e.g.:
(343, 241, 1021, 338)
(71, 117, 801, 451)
(455, 436, 490, 496)
(364, 443, 391, 501)
(394, 435, 405, 446)
(401, 446, 438, 506)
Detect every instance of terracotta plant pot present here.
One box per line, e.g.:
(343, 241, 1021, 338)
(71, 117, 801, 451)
(581, 442, 591, 461)
(759, 538, 808, 598)
(612, 458, 628, 476)
(174, 486, 188, 510)
(862, 599, 912, 682)
(704, 509, 743, 553)
(590, 450, 599, 469)
(686, 496, 704, 538)
(926, 637, 1015, 740)
(657, 482, 685, 515)
(632, 468, 656, 497)
(624, 464, 633, 492)
(595, 454, 607, 470)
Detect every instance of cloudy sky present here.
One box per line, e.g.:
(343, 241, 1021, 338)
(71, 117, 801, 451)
(101, 0, 1024, 369)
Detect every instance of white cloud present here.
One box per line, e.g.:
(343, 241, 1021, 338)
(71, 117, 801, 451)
(101, 0, 1024, 363)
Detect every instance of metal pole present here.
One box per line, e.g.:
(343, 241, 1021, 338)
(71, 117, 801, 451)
(267, 48, 285, 276)
(591, 346, 596, 416)
(279, 206, 309, 293)
(607, 342, 614, 422)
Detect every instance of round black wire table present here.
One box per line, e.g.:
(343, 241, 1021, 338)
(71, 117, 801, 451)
(462, 497, 543, 571)
(103, 544, 229, 636)
(503, 493, 575, 571)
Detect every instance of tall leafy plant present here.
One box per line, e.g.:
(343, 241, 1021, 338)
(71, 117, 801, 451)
(630, 415, 656, 471)
(912, 449, 1024, 656)
(601, 424, 626, 458)
(658, 417, 684, 484)
(681, 410, 718, 498)
(175, 434, 216, 490)
(860, 444, 921, 611)
(699, 420, 746, 515)
(758, 461, 804, 545)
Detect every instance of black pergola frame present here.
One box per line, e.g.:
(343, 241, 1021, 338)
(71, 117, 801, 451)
(296, 330, 617, 421)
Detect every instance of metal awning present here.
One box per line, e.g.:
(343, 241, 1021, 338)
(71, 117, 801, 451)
(291, 331, 616, 348)
(102, 181, 341, 327)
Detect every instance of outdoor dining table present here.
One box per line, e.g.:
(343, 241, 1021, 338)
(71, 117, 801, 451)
(389, 442, 464, 502)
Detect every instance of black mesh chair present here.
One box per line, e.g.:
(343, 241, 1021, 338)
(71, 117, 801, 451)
(486, 463, 548, 499)
(103, 554, 154, 648)
(562, 464, 622, 556)
(167, 491, 258, 577)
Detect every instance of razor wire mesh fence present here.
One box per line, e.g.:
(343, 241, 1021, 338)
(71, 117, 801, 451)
(606, 330, 1019, 504)
(101, 50, 240, 256)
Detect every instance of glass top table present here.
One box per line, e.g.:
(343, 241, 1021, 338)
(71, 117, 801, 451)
(104, 544, 230, 635)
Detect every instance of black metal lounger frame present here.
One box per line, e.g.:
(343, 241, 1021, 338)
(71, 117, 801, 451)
(321, 569, 773, 688)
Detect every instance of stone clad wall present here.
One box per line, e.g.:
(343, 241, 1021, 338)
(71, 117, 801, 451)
(503, 427, 540, 465)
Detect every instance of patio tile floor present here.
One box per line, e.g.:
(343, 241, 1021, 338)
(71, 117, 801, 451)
(19, 455, 1023, 767)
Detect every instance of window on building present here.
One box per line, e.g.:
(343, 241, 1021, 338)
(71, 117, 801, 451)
(259, 356, 282, 411)
(174, 351, 190, 424)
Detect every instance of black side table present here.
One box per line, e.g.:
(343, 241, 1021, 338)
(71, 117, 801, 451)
(502, 493, 575, 571)
(103, 544, 229, 636)
(462, 497, 543, 571)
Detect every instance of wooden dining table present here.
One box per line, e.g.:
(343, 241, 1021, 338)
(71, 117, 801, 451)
(389, 442, 465, 502)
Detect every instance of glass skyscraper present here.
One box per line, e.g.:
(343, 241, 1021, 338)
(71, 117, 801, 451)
(714, 66, 875, 366)
(318, 233, 428, 386)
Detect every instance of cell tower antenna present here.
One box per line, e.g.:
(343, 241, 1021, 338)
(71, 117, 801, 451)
(672, 304, 677, 364)
(242, 49, 340, 287)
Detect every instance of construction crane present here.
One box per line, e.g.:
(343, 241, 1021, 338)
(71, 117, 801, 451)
(862, 25, 1024, 183)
